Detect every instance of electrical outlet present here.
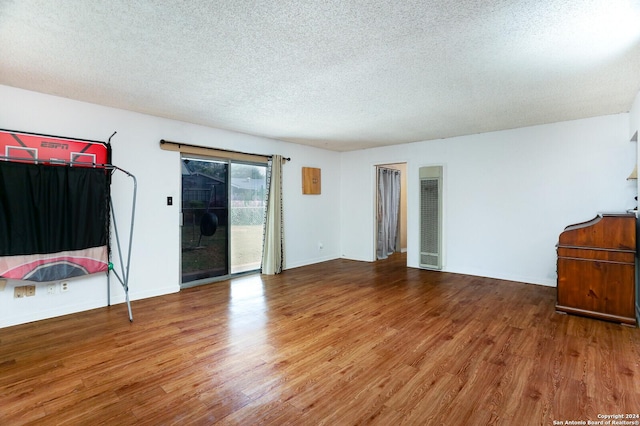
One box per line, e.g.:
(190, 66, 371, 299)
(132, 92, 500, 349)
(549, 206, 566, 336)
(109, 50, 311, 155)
(14, 286, 25, 298)
(60, 282, 69, 292)
(14, 285, 35, 298)
(47, 283, 57, 295)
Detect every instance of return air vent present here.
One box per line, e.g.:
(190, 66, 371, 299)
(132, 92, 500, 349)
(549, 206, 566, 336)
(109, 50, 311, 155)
(419, 166, 442, 270)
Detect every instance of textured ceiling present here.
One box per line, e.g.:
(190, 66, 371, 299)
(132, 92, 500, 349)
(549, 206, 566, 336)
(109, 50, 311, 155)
(1, 1, 640, 151)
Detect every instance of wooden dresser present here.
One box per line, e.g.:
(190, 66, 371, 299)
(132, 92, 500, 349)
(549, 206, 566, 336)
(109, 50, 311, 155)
(556, 213, 637, 325)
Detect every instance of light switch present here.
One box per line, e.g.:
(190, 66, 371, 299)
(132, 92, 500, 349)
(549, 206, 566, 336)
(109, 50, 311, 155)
(167, 196, 173, 206)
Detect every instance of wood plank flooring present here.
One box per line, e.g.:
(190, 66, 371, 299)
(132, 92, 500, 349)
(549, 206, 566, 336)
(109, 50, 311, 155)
(1, 253, 639, 425)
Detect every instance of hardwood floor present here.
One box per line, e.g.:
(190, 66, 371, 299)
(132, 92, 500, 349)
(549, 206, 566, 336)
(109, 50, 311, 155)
(1, 253, 639, 425)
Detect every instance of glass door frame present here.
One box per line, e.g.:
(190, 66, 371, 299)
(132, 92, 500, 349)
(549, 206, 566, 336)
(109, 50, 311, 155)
(180, 154, 266, 289)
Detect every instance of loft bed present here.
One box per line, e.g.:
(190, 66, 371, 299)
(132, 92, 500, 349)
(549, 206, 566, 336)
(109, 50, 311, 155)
(0, 129, 136, 321)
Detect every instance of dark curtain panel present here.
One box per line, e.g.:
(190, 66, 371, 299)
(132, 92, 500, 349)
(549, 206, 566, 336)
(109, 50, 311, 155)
(0, 162, 108, 256)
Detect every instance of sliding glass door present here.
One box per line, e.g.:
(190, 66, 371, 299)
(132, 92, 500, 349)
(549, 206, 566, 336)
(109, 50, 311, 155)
(181, 156, 266, 286)
(181, 158, 229, 283)
(229, 163, 267, 274)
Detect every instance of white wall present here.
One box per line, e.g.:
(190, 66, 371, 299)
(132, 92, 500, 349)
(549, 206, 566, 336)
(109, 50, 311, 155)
(629, 89, 640, 200)
(341, 114, 636, 286)
(2, 83, 637, 327)
(629, 89, 640, 141)
(0, 85, 341, 328)
(628, 90, 640, 322)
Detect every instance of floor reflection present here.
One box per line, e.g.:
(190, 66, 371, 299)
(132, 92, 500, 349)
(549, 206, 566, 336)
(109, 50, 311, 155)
(230, 274, 265, 302)
(227, 274, 268, 340)
(224, 274, 281, 398)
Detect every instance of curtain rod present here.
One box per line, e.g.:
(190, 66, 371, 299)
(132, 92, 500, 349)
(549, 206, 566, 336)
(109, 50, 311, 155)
(0, 155, 107, 167)
(0, 156, 135, 179)
(378, 166, 400, 173)
(160, 139, 291, 162)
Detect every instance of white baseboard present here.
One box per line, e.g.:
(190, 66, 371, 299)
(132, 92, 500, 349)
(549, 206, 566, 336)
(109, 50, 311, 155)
(285, 254, 341, 270)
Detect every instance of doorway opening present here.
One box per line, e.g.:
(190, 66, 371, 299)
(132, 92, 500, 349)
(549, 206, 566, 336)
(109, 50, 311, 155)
(181, 156, 267, 287)
(375, 163, 407, 260)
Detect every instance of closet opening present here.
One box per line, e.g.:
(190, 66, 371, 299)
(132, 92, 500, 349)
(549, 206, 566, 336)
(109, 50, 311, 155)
(375, 163, 407, 260)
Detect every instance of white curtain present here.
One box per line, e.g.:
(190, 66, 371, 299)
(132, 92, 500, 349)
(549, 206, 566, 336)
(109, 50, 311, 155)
(261, 155, 284, 274)
(376, 168, 401, 260)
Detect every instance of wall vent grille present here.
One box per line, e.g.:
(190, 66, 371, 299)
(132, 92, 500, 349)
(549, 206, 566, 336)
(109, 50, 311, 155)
(419, 166, 442, 270)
